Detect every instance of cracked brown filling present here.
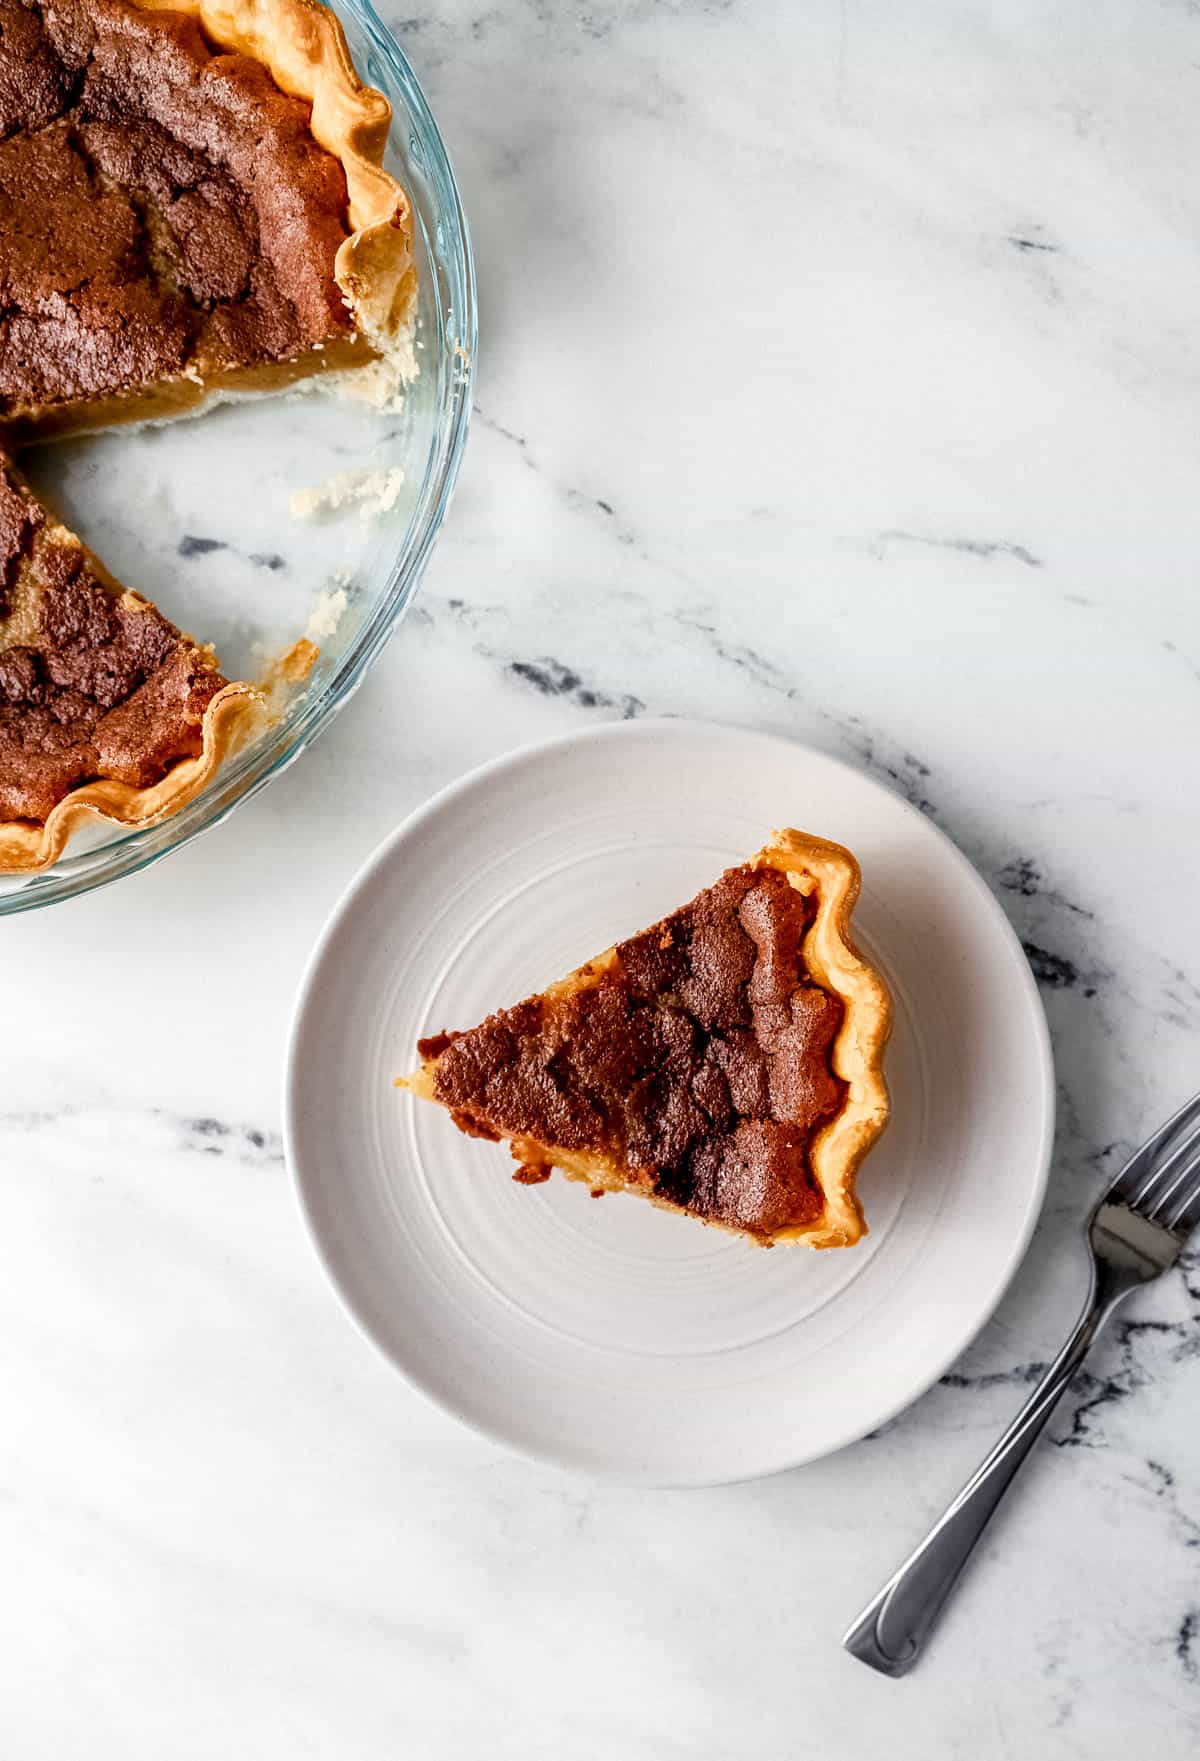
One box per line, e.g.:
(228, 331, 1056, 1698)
(0, 456, 224, 821)
(421, 865, 848, 1240)
(0, 0, 354, 427)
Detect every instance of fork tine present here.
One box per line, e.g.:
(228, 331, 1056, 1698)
(1167, 1173, 1200, 1240)
(1133, 1117, 1200, 1212)
(1111, 1090, 1200, 1203)
(1153, 1143, 1200, 1234)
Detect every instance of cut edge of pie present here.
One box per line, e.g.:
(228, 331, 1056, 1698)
(400, 828, 893, 1249)
(9, 0, 418, 444)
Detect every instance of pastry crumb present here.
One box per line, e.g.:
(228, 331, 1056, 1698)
(340, 333, 419, 410)
(512, 1165, 551, 1186)
(255, 637, 319, 711)
(279, 638, 319, 682)
(289, 467, 406, 523)
(305, 586, 349, 642)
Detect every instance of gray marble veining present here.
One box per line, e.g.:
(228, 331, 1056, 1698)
(3, 0, 1199, 1754)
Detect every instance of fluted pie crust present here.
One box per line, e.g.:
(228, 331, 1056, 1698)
(9, 0, 416, 443)
(0, 0, 415, 871)
(0, 683, 259, 874)
(760, 830, 892, 1245)
(138, 0, 416, 347)
(113, 0, 416, 416)
(400, 830, 893, 1248)
(0, 461, 264, 872)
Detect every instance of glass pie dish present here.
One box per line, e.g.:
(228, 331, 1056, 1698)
(0, 0, 475, 915)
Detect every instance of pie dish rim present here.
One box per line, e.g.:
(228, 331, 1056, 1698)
(0, 0, 420, 873)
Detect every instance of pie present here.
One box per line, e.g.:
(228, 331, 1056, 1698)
(1, 0, 416, 440)
(0, 453, 258, 869)
(399, 831, 892, 1247)
(0, 0, 416, 870)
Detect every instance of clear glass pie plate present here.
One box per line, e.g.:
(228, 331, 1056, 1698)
(0, 0, 475, 914)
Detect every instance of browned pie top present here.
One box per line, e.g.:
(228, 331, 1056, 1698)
(419, 864, 848, 1241)
(0, 0, 354, 425)
(0, 456, 224, 822)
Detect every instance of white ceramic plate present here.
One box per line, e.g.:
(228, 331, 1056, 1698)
(285, 720, 1054, 1484)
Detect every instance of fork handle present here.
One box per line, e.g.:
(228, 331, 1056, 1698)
(843, 1291, 1118, 1676)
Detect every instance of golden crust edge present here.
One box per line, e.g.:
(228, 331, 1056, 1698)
(0, 0, 412, 870)
(0, 682, 263, 874)
(754, 829, 893, 1248)
(399, 834, 892, 1249)
(132, 0, 417, 343)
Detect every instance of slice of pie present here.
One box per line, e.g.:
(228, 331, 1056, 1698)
(1, 0, 416, 442)
(400, 831, 892, 1247)
(0, 452, 258, 871)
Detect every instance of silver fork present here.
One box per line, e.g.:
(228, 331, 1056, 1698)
(844, 1090, 1200, 1677)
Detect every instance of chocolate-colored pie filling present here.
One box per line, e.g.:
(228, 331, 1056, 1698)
(0, 0, 355, 433)
(419, 865, 848, 1241)
(0, 0, 415, 870)
(0, 454, 225, 822)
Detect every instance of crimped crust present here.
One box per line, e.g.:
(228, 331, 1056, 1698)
(753, 829, 892, 1246)
(402, 830, 893, 1249)
(3, 0, 418, 443)
(133, 0, 416, 350)
(0, 0, 413, 871)
(0, 458, 265, 875)
(0, 681, 262, 874)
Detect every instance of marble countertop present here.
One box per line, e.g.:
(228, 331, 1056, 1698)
(5, 0, 1200, 1753)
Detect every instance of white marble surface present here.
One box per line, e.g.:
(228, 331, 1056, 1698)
(5, 0, 1200, 1753)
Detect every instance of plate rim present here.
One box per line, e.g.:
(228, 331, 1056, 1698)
(282, 716, 1056, 1485)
